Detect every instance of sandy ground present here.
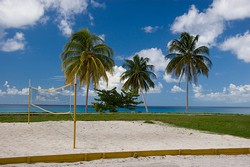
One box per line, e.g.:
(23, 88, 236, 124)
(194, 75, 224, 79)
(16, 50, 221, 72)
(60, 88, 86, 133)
(1, 121, 250, 166)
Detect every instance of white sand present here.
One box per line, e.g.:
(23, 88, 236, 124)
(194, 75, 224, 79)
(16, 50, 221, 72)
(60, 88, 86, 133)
(1, 121, 250, 166)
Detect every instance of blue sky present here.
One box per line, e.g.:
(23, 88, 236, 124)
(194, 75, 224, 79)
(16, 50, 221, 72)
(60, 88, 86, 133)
(0, 0, 250, 106)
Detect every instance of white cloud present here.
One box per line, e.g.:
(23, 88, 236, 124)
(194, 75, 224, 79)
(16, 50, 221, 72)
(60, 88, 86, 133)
(98, 65, 163, 94)
(0, 0, 44, 28)
(220, 31, 250, 63)
(171, 85, 185, 93)
(0, 0, 44, 51)
(90, 0, 106, 8)
(43, 0, 88, 17)
(148, 82, 163, 94)
(171, 0, 250, 47)
(171, 5, 224, 47)
(211, 0, 250, 20)
(134, 48, 180, 84)
(58, 19, 72, 37)
(0, 0, 100, 51)
(1, 81, 28, 96)
(192, 83, 250, 103)
(0, 32, 25, 52)
(39, 16, 50, 25)
(79, 87, 97, 97)
(0, 89, 6, 96)
(192, 84, 203, 98)
(142, 26, 161, 33)
(45, 0, 89, 37)
(88, 13, 94, 26)
(3, 81, 9, 88)
(98, 66, 126, 91)
(163, 73, 179, 83)
(6, 87, 29, 96)
(135, 48, 167, 72)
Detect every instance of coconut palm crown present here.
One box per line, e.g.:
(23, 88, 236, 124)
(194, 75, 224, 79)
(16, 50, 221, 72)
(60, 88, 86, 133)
(61, 29, 114, 112)
(166, 32, 212, 112)
(120, 54, 156, 112)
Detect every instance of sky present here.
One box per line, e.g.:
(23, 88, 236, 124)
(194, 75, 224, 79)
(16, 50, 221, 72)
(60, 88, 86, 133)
(0, 0, 250, 106)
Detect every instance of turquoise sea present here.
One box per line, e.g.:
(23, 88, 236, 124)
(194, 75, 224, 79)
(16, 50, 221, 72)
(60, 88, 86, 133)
(0, 104, 250, 114)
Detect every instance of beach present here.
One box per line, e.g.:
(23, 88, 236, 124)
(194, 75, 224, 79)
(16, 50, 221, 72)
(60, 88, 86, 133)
(1, 121, 250, 166)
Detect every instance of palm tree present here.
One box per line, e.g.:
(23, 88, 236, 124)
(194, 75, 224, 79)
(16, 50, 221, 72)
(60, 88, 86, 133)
(166, 32, 212, 112)
(120, 54, 156, 113)
(61, 29, 114, 113)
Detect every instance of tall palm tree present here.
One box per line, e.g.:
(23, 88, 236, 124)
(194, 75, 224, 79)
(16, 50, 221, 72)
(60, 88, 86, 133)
(61, 29, 114, 113)
(166, 32, 212, 112)
(120, 54, 156, 113)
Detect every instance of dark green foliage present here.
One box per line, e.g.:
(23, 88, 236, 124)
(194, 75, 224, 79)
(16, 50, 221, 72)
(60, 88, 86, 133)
(166, 32, 212, 112)
(120, 54, 156, 93)
(92, 87, 142, 112)
(61, 29, 114, 113)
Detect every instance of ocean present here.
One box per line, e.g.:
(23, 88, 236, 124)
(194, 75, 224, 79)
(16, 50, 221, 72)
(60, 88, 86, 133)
(0, 104, 250, 114)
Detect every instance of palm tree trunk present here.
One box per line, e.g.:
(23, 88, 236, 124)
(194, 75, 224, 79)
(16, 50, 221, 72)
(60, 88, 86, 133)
(85, 84, 89, 113)
(140, 90, 149, 113)
(186, 78, 189, 113)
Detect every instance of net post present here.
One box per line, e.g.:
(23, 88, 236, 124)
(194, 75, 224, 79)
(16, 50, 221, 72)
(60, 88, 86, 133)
(73, 75, 77, 149)
(28, 80, 31, 124)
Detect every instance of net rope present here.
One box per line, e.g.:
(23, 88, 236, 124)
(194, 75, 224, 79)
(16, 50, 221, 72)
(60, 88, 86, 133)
(30, 83, 74, 115)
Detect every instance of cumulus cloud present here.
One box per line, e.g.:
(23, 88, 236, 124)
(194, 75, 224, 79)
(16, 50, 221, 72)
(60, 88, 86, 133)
(0, 0, 104, 51)
(134, 48, 180, 84)
(192, 83, 250, 103)
(0, 0, 44, 51)
(98, 65, 163, 94)
(171, 4, 224, 47)
(0, 89, 6, 96)
(142, 26, 162, 33)
(88, 13, 94, 26)
(3, 81, 9, 88)
(58, 19, 73, 37)
(98, 66, 126, 91)
(79, 87, 97, 97)
(171, 85, 185, 93)
(90, 0, 106, 8)
(1, 81, 28, 96)
(163, 74, 179, 83)
(0, 32, 25, 52)
(42, 0, 89, 37)
(211, 0, 250, 20)
(135, 48, 167, 72)
(171, 0, 250, 47)
(220, 31, 250, 63)
(0, 0, 44, 28)
(148, 82, 163, 94)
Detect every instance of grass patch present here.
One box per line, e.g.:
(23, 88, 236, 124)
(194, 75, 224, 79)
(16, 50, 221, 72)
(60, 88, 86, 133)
(0, 113, 250, 138)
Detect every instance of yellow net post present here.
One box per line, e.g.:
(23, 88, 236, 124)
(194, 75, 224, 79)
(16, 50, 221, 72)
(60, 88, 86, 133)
(73, 76, 77, 149)
(28, 80, 31, 124)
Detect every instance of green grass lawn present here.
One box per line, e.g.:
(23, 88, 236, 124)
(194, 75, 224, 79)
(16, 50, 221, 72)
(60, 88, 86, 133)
(0, 113, 250, 138)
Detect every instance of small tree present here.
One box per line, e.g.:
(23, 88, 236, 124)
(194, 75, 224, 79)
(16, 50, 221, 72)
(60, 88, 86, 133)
(92, 87, 142, 112)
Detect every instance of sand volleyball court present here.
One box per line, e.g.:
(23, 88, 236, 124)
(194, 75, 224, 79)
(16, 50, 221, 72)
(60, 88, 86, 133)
(0, 121, 250, 166)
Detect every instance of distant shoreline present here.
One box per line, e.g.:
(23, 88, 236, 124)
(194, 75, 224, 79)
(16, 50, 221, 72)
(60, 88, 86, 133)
(0, 104, 250, 114)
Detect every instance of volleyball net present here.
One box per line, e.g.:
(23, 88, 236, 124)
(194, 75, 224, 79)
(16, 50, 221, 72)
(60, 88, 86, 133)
(27, 80, 78, 148)
(28, 83, 74, 115)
